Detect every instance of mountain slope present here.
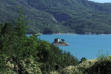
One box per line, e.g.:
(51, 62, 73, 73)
(0, 0, 111, 34)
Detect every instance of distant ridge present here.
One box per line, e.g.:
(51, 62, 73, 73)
(1, 0, 111, 34)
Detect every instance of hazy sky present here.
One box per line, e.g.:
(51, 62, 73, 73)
(89, 0, 111, 3)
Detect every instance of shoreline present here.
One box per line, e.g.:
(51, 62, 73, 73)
(34, 33, 111, 35)
(27, 32, 111, 35)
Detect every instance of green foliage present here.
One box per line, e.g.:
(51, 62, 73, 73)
(23, 35, 38, 57)
(0, 23, 17, 55)
(0, 14, 79, 74)
(85, 57, 111, 74)
(0, 54, 8, 71)
(36, 42, 79, 74)
(16, 9, 27, 38)
(59, 56, 111, 74)
(0, 55, 42, 74)
(80, 57, 87, 63)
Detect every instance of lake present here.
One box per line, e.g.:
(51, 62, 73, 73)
(39, 34, 111, 59)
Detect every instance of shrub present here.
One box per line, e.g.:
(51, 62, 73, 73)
(85, 57, 111, 74)
(80, 57, 87, 63)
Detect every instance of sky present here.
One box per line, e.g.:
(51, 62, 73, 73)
(89, 0, 111, 3)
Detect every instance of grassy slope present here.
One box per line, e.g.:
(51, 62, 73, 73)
(50, 56, 111, 74)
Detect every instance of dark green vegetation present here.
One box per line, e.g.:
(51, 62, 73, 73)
(86, 59, 111, 74)
(59, 56, 111, 74)
(1, 0, 111, 34)
(0, 15, 78, 74)
(85, 56, 111, 74)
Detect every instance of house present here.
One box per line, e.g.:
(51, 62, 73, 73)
(52, 38, 68, 46)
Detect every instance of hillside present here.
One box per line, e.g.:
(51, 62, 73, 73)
(1, 0, 111, 34)
(0, 22, 78, 74)
(51, 56, 111, 74)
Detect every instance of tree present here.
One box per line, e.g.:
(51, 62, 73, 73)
(14, 10, 28, 57)
(16, 10, 26, 39)
(0, 23, 16, 55)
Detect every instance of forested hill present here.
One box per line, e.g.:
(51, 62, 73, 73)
(1, 0, 111, 34)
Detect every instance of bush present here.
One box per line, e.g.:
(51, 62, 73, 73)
(80, 57, 87, 63)
(0, 55, 42, 74)
(85, 58, 111, 74)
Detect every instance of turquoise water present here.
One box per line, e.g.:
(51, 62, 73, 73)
(39, 34, 111, 59)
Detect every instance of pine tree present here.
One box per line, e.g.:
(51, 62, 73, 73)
(14, 10, 28, 57)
